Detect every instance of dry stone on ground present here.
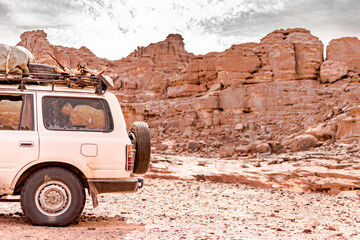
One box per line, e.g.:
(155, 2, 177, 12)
(0, 178, 359, 239)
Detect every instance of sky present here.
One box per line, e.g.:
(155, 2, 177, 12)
(0, 0, 359, 60)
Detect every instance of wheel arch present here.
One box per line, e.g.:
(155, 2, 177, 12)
(13, 162, 89, 195)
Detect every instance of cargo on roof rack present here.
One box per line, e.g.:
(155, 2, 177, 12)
(0, 63, 113, 95)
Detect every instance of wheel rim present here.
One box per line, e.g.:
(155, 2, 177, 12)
(35, 181, 72, 217)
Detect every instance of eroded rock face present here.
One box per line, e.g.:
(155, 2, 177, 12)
(15, 28, 360, 156)
(320, 60, 349, 83)
(215, 43, 261, 78)
(170, 28, 323, 94)
(18, 30, 109, 69)
(327, 37, 360, 72)
(261, 28, 323, 81)
(264, 41, 296, 81)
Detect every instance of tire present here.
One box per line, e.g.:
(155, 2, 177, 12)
(28, 63, 58, 79)
(130, 122, 151, 174)
(20, 167, 85, 226)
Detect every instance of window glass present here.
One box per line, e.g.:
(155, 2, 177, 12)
(43, 97, 110, 132)
(20, 95, 34, 131)
(0, 95, 23, 130)
(0, 94, 34, 131)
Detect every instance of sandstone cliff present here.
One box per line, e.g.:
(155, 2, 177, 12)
(16, 28, 360, 158)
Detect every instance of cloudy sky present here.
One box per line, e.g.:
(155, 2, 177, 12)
(0, 0, 359, 60)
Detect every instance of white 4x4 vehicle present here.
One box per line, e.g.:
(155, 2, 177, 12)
(0, 72, 150, 226)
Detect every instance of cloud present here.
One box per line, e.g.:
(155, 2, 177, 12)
(186, 0, 360, 52)
(0, 0, 360, 59)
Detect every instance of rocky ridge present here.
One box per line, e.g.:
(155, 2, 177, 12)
(17, 29, 360, 159)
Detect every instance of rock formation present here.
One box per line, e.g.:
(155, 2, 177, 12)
(320, 60, 348, 83)
(15, 28, 360, 158)
(327, 37, 360, 72)
(18, 30, 110, 69)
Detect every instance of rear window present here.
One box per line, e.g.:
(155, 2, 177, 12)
(0, 94, 34, 131)
(42, 97, 113, 132)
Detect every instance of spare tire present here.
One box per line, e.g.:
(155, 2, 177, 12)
(130, 122, 151, 174)
(28, 63, 58, 79)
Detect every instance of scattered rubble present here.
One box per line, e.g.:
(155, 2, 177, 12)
(1, 178, 360, 239)
(146, 142, 360, 194)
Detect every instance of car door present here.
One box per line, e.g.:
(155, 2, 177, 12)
(37, 92, 129, 179)
(0, 92, 39, 194)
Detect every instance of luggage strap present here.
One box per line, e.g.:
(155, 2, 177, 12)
(5, 46, 12, 74)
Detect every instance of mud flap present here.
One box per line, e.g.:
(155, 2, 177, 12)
(88, 181, 99, 209)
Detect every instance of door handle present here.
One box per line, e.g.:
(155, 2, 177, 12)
(19, 141, 34, 147)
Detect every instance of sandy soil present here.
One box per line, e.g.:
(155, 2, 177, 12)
(0, 178, 359, 240)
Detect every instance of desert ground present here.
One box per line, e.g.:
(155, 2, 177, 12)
(0, 167, 359, 239)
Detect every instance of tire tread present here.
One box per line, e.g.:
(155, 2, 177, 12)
(131, 122, 151, 174)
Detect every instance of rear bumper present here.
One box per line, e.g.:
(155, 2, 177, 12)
(88, 178, 144, 194)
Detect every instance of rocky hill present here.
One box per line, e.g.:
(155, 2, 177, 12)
(17, 28, 360, 158)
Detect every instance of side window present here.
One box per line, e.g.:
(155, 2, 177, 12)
(42, 97, 113, 132)
(0, 94, 34, 131)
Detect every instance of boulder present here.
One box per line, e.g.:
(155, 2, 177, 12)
(234, 123, 245, 131)
(254, 142, 271, 153)
(305, 124, 335, 141)
(336, 117, 360, 141)
(188, 141, 201, 151)
(268, 141, 285, 153)
(219, 145, 236, 158)
(235, 145, 253, 154)
(320, 60, 348, 83)
(290, 134, 318, 151)
(156, 143, 169, 151)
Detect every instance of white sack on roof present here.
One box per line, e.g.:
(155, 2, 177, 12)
(0, 44, 35, 74)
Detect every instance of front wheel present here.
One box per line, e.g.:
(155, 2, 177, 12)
(20, 167, 85, 226)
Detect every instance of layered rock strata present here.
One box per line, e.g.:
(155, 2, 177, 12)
(16, 28, 360, 157)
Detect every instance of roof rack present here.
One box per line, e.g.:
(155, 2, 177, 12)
(0, 71, 107, 94)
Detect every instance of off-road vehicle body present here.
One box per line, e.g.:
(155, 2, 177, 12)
(0, 70, 151, 226)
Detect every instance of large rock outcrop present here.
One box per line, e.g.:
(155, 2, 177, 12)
(110, 34, 194, 95)
(168, 28, 323, 97)
(327, 37, 360, 72)
(18, 30, 109, 69)
(15, 28, 360, 157)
